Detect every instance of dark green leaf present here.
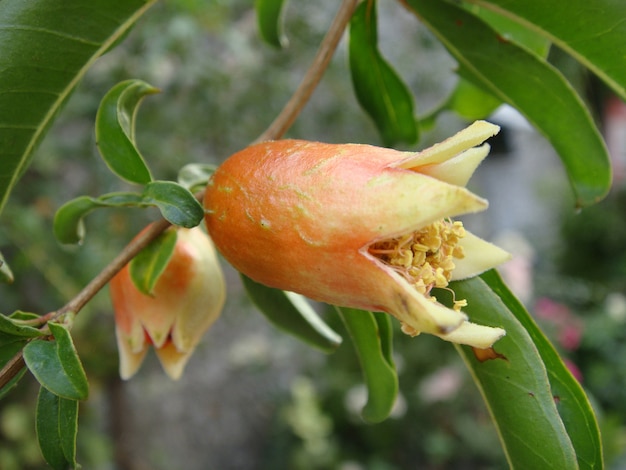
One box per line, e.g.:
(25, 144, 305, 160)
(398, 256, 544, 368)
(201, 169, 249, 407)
(178, 163, 217, 193)
(54, 193, 143, 244)
(0, 312, 44, 338)
(142, 181, 204, 228)
(241, 274, 342, 353)
(335, 307, 398, 423)
(95, 79, 159, 184)
(36, 387, 78, 470)
(0, 337, 27, 400)
(23, 323, 88, 400)
(480, 269, 603, 470)
(129, 228, 177, 295)
(349, 0, 418, 146)
(470, 0, 626, 100)
(436, 276, 579, 468)
(0, 0, 158, 217)
(405, 0, 611, 207)
(255, 0, 288, 48)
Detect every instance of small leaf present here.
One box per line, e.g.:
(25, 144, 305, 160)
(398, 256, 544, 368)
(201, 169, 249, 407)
(480, 270, 603, 470)
(177, 163, 217, 193)
(36, 387, 78, 470)
(95, 79, 159, 184)
(436, 275, 579, 469)
(142, 181, 204, 228)
(349, 0, 418, 146)
(54, 193, 143, 244)
(335, 307, 398, 423)
(0, 313, 45, 338)
(241, 274, 342, 353)
(129, 228, 177, 295)
(23, 323, 88, 400)
(255, 0, 289, 48)
(405, 0, 611, 207)
(0, 251, 14, 284)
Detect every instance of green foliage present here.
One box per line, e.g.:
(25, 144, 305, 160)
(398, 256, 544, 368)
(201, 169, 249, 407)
(129, 229, 177, 296)
(256, 0, 289, 48)
(241, 275, 342, 353)
(36, 387, 78, 470)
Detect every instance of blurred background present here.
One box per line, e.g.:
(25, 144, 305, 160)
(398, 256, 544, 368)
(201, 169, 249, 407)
(0, 0, 625, 468)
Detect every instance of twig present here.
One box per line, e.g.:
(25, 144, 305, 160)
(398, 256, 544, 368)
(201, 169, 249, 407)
(254, 0, 358, 143)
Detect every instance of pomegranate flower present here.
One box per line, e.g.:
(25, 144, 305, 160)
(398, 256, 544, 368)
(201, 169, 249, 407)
(110, 226, 226, 380)
(205, 121, 510, 348)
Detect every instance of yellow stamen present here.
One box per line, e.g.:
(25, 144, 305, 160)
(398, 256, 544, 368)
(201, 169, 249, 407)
(370, 219, 468, 311)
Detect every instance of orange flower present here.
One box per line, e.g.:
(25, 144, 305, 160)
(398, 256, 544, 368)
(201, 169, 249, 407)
(205, 121, 509, 348)
(110, 226, 226, 379)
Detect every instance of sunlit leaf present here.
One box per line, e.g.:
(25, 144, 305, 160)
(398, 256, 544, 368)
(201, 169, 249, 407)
(349, 0, 417, 146)
(480, 269, 603, 470)
(36, 387, 78, 470)
(129, 228, 177, 296)
(435, 276, 579, 468)
(23, 323, 88, 400)
(335, 307, 398, 423)
(470, 0, 626, 100)
(0, 0, 158, 217)
(241, 274, 342, 353)
(255, 0, 289, 48)
(95, 79, 159, 184)
(404, 0, 611, 207)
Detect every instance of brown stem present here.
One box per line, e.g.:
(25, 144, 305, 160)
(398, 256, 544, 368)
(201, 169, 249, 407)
(254, 0, 358, 143)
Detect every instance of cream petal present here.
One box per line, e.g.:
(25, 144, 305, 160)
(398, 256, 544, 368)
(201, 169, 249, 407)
(115, 329, 149, 380)
(154, 342, 192, 380)
(394, 121, 500, 169)
(451, 231, 512, 281)
(436, 320, 506, 349)
(417, 144, 490, 187)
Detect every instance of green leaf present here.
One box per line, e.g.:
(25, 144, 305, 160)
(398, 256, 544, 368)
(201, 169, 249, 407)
(436, 276, 579, 469)
(178, 163, 217, 193)
(0, 0, 157, 218)
(255, 0, 289, 48)
(335, 307, 398, 423)
(405, 0, 611, 207)
(470, 0, 626, 100)
(0, 313, 44, 338)
(129, 228, 177, 296)
(349, 0, 418, 146)
(95, 79, 159, 184)
(241, 274, 342, 353)
(141, 181, 204, 228)
(36, 387, 78, 470)
(444, 79, 502, 121)
(0, 251, 14, 284)
(0, 336, 28, 400)
(53, 192, 144, 244)
(23, 323, 88, 400)
(480, 269, 603, 470)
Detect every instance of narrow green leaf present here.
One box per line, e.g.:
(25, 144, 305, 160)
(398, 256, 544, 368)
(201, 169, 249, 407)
(95, 79, 158, 184)
(435, 277, 578, 469)
(53, 193, 143, 244)
(0, 313, 44, 338)
(349, 0, 418, 146)
(129, 228, 177, 295)
(0, 0, 158, 218)
(36, 386, 78, 470)
(142, 181, 204, 228)
(23, 323, 88, 400)
(335, 307, 398, 423)
(480, 269, 603, 470)
(470, 0, 626, 100)
(178, 163, 217, 193)
(0, 251, 14, 284)
(405, 0, 611, 207)
(241, 274, 342, 353)
(255, 0, 289, 48)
